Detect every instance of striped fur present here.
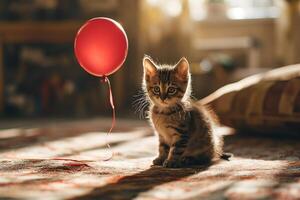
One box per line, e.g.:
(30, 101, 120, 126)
(143, 56, 226, 168)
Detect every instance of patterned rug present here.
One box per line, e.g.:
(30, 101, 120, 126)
(0, 118, 299, 200)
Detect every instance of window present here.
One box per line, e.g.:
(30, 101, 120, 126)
(226, 0, 279, 19)
(189, 0, 279, 21)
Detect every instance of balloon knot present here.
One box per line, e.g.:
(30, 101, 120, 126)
(100, 76, 107, 83)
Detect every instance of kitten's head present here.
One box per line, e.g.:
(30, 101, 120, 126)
(142, 56, 191, 108)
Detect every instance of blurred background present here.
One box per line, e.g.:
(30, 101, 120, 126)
(0, 0, 299, 119)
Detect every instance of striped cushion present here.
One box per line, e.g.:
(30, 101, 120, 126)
(200, 64, 300, 135)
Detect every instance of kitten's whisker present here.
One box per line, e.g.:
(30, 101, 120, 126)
(140, 102, 149, 118)
(137, 102, 149, 118)
(134, 98, 147, 109)
(132, 96, 145, 106)
(132, 90, 149, 119)
(132, 100, 144, 108)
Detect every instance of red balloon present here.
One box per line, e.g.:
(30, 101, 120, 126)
(74, 17, 128, 77)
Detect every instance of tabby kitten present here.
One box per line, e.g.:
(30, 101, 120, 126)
(143, 56, 229, 168)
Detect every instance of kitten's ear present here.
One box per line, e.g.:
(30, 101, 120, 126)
(143, 56, 157, 78)
(175, 57, 189, 80)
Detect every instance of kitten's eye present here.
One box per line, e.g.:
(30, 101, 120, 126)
(168, 87, 177, 95)
(153, 86, 160, 94)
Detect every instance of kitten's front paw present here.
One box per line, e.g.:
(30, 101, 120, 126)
(163, 159, 182, 168)
(181, 156, 194, 165)
(152, 157, 165, 166)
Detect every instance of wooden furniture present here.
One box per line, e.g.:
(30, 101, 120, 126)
(190, 18, 277, 69)
(0, 21, 85, 113)
(277, 0, 300, 65)
(192, 36, 260, 69)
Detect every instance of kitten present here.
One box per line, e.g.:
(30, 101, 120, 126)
(142, 56, 231, 168)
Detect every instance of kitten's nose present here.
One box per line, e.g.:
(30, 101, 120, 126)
(160, 94, 167, 101)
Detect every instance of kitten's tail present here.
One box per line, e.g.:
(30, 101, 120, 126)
(220, 152, 233, 161)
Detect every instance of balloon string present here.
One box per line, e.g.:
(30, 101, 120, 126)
(100, 76, 115, 161)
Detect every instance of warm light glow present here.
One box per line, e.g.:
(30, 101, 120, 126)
(146, 0, 182, 17)
(227, 7, 246, 20)
(188, 0, 206, 21)
(146, 0, 160, 6)
(188, 0, 279, 21)
(162, 0, 182, 17)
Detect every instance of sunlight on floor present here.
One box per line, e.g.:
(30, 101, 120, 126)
(0, 119, 299, 199)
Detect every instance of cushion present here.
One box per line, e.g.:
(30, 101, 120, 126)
(199, 64, 300, 135)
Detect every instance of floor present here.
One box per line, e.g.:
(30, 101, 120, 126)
(0, 118, 300, 200)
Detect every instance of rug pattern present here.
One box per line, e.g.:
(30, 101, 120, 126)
(0, 119, 299, 200)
